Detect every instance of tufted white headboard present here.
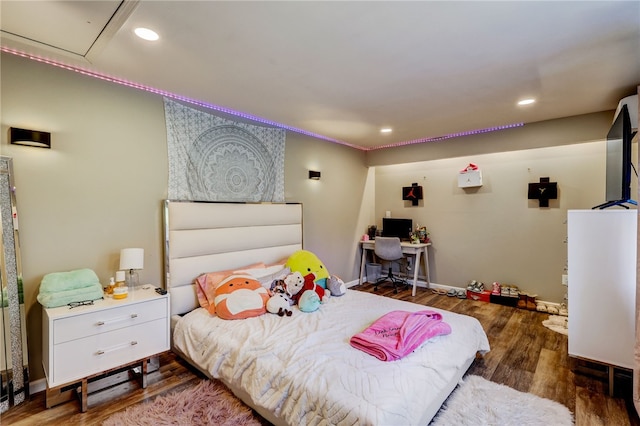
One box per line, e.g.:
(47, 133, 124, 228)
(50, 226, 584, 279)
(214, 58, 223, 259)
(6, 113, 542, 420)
(163, 200, 303, 317)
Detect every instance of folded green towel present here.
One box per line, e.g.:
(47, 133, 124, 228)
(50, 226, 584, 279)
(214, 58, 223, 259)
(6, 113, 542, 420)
(39, 268, 100, 294)
(37, 282, 104, 308)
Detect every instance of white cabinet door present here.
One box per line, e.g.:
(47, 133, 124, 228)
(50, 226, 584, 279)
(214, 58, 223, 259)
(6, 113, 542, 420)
(567, 209, 637, 369)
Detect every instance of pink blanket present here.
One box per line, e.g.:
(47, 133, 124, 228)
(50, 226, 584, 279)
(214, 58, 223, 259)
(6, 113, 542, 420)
(350, 310, 451, 361)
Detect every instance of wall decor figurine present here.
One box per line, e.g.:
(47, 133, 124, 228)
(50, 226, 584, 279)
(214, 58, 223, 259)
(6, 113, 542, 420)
(402, 183, 423, 206)
(528, 177, 558, 207)
(458, 163, 483, 188)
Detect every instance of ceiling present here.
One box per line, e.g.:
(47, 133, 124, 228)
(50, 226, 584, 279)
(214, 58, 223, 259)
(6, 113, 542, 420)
(1, 1, 639, 150)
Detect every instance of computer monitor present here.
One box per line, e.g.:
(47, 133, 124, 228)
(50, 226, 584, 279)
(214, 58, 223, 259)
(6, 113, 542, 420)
(382, 218, 412, 241)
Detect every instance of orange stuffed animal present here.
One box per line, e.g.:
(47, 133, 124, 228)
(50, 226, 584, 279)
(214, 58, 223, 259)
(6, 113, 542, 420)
(211, 274, 269, 320)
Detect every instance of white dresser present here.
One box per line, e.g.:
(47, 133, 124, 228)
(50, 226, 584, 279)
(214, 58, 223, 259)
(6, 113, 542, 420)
(567, 209, 637, 394)
(42, 286, 169, 410)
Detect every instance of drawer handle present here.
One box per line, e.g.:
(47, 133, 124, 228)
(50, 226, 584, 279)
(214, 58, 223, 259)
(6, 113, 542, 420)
(96, 341, 138, 356)
(95, 314, 139, 326)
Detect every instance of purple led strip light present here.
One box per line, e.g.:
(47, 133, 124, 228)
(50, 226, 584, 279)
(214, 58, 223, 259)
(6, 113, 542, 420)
(371, 122, 524, 151)
(2, 46, 523, 151)
(1, 46, 363, 148)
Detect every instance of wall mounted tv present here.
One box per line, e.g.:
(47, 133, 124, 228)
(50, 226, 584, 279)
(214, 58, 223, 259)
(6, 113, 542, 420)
(382, 218, 412, 240)
(593, 104, 637, 209)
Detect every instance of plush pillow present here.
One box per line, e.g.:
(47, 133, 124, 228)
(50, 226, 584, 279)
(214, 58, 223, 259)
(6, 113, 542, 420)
(285, 250, 330, 289)
(211, 274, 269, 320)
(194, 262, 265, 311)
(327, 275, 347, 297)
(237, 264, 291, 288)
(298, 289, 321, 312)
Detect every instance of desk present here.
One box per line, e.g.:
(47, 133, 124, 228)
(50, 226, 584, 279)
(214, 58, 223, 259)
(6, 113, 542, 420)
(359, 240, 431, 296)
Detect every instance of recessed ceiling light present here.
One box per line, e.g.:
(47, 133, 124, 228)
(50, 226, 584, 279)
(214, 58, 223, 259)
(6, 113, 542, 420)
(134, 27, 159, 41)
(517, 98, 536, 106)
(380, 127, 393, 134)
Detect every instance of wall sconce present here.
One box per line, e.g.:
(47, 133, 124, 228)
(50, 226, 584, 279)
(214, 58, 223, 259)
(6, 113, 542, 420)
(10, 127, 51, 148)
(308, 170, 321, 180)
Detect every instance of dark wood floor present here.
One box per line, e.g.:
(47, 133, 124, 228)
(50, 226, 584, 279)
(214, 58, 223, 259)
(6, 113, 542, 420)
(3, 283, 639, 425)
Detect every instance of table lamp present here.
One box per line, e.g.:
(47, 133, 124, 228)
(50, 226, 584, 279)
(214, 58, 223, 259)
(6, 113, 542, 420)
(119, 248, 144, 291)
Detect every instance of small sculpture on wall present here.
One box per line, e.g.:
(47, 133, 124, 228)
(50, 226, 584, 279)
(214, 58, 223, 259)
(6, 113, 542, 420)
(528, 177, 558, 207)
(458, 163, 483, 188)
(402, 183, 423, 206)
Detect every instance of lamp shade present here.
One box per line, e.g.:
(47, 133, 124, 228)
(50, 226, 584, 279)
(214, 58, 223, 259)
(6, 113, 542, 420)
(119, 248, 144, 270)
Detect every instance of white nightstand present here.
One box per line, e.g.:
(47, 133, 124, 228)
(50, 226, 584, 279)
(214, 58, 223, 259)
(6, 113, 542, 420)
(42, 286, 169, 411)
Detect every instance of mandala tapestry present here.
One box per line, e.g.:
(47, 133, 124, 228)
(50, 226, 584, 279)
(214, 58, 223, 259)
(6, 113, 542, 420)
(164, 98, 286, 202)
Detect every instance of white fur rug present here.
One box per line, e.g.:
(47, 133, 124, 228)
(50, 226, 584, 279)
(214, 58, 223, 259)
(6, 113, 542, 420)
(103, 380, 265, 426)
(431, 375, 574, 426)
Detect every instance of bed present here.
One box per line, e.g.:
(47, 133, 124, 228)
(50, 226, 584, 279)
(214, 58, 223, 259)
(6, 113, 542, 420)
(164, 200, 490, 425)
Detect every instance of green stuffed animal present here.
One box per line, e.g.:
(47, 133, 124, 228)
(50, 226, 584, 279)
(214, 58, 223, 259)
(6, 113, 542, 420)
(285, 250, 330, 289)
(298, 289, 321, 312)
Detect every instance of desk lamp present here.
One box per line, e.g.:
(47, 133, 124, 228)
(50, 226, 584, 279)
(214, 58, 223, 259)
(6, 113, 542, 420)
(119, 248, 144, 292)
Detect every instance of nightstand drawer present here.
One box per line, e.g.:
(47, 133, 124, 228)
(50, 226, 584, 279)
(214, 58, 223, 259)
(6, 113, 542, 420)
(50, 317, 168, 387)
(53, 298, 167, 344)
(43, 290, 170, 410)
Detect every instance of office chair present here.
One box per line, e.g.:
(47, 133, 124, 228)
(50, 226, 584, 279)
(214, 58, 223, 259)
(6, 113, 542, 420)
(373, 237, 409, 294)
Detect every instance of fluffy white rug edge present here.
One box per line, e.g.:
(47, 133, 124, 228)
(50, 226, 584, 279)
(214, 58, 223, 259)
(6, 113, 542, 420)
(431, 375, 574, 426)
(102, 379, 264, 426)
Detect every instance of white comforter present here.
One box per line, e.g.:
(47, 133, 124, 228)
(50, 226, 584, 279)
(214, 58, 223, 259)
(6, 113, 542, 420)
(173, 290, 490, 426)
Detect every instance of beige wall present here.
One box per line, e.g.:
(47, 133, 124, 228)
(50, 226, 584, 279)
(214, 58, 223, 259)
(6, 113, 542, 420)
(365, 112, 621, 306)
(370, 139, 637, 303)
(0, 53, 368, 381)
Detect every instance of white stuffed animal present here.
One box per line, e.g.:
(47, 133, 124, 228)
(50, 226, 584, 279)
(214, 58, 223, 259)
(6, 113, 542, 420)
(283, 271, 305, 301)
(266, 293, 293, 317)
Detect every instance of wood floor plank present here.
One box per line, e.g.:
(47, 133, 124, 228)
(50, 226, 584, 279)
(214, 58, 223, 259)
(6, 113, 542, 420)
(531, 347, 570, 405)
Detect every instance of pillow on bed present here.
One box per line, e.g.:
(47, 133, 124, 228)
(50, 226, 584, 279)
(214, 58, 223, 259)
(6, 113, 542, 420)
(194, 262, 265, 311)
(235, 264, 291, 288)
(211, 274, 269, 319)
